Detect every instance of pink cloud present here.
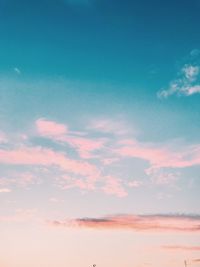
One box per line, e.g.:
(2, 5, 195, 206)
(102, 176, 127, 197)
(36, 118, 68, 137)
(57, 174, 127, 195)
(0, 188, 12, 193)
(59, 135, 106, 159)
(117, 140, 200, 170)
(49, 214, 200, 233)
(0, 146, 100, 181)
(17, 173, 38, 187)
(0, 131, 7, 143)
(162, 245, 200, 251)
(0, 209, 38, 223)
(35, 118, 106, 159)
(0, 173, 39, 189)
(57, 174, 96, 191)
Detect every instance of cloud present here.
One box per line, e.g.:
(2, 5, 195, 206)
(101, 157, 119, 165)
(116, 139, 200, 170)
(36, 118, 68, 137)
(102, 176, 127, 197)
(89, 118, 130, 136)
(0, 146, 100, 182)
(0, 173, 40, 189)
(49, 197, 64, 203)
(1, 118, 128, 196)
(127, 180, 143, 188)
(0, 131, 8, 143)
(0, 209, 38, 223)
(158, 51, 200, 98)
(193, 259, 200, 263)
(182, 65, 199, 82)
(0, 188, 11, 193)
(35, 118, 106, 159)
(56, 174, 98, 191)
(190, 49, 200, 57)
(162, 245, 200, 251)
(35, 118, 200, 177)
(56, 173, 128, 196)
(59, 135, 106, 159)
(2, 117, 200, 196)
(14, 67, 21, 75)
(49, 213, 200, 233)
(146, 168, 180, 186)
(185, 85, 200, 95)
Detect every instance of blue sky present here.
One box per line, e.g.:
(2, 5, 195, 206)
(0, 1, 200, 267)
(0, 0, 200, 83)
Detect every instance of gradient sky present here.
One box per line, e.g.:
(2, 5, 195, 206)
(0, 1, 200, 267)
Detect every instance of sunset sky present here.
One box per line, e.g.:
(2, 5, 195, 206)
(0, 0, 200, 266)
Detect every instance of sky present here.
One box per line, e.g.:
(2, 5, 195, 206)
(0, 0, 200, 266)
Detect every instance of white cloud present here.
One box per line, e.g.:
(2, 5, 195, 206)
(127, 180, 143, 188)
(88, 118, 135, 136)
(49, 197, 64, 203)
(182, 64, 199, 82)
(14, 67, 21, 75)
(185, 85, 200, 95)
(158, 51, 200, 98)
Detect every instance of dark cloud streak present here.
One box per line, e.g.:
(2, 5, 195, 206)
(49, 213, 200, 233)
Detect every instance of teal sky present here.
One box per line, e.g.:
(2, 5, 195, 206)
(0, 1, 200, 267)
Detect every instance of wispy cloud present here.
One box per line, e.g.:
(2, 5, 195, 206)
(0, 146, 100, 181)
(49, 197, 64, 203)
(1, 117, 200, 196)
(162, 245, 200, 251)
(0, 172, 40, 189)
(88, 118, 132, 136)
(59, 135, 106, 159)
(190, 49, 200, 57)
(36, 118, 200, 175)
(102, 176, 127, 197)
(49, 213, 200, 233)
(36, 118, 68, 137)
(14, 67, 21, 75)
(158, 50, 200, 97)
(127, 180, 143, 188)
(0, 188, 12, 193)
(36, 118, 106, 159)
(117, 139, 200, 170)
(0, 131, 8, 143)
(146, 168, 180, 186)
(0, 209, 38, 223)
(56, 174, 98, 191)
